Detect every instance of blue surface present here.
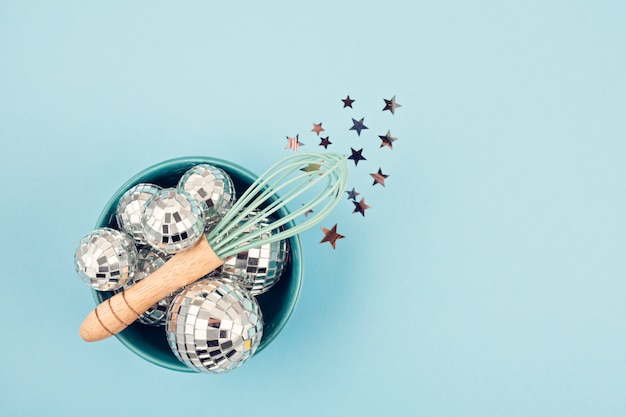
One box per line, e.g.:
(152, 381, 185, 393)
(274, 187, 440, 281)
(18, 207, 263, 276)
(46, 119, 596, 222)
(1, 1, 625, 416)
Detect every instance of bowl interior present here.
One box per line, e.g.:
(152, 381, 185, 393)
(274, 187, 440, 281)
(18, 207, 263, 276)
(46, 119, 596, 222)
(93, 156, 303, 372)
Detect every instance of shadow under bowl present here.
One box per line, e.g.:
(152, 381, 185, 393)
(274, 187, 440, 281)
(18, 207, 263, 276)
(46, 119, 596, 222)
(92, 156, 304, 372)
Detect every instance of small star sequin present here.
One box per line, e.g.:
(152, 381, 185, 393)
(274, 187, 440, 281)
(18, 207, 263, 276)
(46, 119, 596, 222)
(370, 168, 389, 186)
(352, 197, 371, 217)
(382, 95, 401, 115)
(319, 136, 332, 149)
(348, 148, 366, 166)
(342, 95, 355, 108)
(320, 224, 345, 249)
(300, 163, 321, 172)
(349, 117, 368, 136)
(311, 122, 325, 136)
(285, 135, 303, 152)
(379, 130, 397, 149)
(346, 188, 360, 200)
(302, 204, 314, 217)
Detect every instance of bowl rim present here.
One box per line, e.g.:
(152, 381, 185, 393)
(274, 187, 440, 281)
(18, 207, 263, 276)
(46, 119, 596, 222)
(92, 155, 304, 372)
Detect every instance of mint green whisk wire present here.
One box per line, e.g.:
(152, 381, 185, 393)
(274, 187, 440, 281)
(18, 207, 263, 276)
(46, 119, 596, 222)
(217, 155, 343, 236)
(206, 152, 348, 259)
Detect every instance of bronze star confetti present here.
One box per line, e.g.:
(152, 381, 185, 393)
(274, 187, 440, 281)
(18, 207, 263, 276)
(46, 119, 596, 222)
(346, 188, 360, 200)
(300, 163, 321, 172)
(319, 136, 332, 149)
(302, 204, 314, 217)
(370, 168, 389, 186)
(352, 197, 371, 216)
(285, 134, 303, 152)
(348, 148, 366, 166)
(342, 95, 355, 108)
(382, 95, 401, 115)
(311, 122, 325, 136)
(349, 117, 368, 136)
(379, 130, 397, 149)
(320, 224, 345, 249)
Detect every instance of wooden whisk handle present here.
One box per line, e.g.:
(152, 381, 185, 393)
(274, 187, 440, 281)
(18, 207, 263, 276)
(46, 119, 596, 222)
(79, 236, 224, 342)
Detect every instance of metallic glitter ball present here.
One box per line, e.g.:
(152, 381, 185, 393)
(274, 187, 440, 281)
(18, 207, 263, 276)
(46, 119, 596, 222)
(115, 183, 162, 243)
(177, 164, 235, 231)
(166, 277, 263, 373)
(220, 215, 289, 296)
(74, 227, 138, 291)
(142, 188, 205, 254)
(117, 247, 175, 326)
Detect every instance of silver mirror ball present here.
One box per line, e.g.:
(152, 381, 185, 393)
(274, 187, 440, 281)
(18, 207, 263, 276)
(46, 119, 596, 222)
(166, 277, 264, 373)
(220, 215, 289, 296)
(116, 247, 176, 326)
(115, 183, 162, 243)
(142, 188, 205, 254)
(177, 164, 235, 231)
(74, 227, 138, 291)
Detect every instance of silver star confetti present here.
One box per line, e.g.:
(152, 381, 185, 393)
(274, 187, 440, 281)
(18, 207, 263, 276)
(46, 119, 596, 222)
(349, 117, 368, 136)
(382, 95, 401, 114)
(285, 134, 303, 152)
(378, 130, 397, 149)
(348, 148, 366, 166)
(352, 197, 371, 216)
(370, 168, 389, 187)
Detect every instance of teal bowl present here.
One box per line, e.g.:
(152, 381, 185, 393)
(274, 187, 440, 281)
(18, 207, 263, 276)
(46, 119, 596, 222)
(92, 156, 304, 372)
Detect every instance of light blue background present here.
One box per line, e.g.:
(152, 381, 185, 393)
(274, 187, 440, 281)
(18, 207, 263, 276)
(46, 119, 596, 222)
(1, 1, 625, 416)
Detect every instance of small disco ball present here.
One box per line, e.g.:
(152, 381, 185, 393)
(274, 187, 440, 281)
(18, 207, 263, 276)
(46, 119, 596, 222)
(142, 188, 205, 254)
(117, 247, 175, 326)
(166, 277, 263, 373)
(115, 183, 162, 243)
(74, 227, 138, 291)
(220, 215, 289, 296)
(177, 164, 235, 231)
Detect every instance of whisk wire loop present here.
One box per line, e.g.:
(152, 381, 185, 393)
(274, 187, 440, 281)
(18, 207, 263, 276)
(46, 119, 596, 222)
(216, 172, 340, 255)
(209, 154, 320, 235)
(206, 153, 348, 259)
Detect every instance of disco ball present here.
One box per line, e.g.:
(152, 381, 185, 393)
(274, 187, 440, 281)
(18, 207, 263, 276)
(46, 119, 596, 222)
(118, 246, 176, 326)
(220, 214, 289, 295)
(115, 183, 162, 243)
(74, 227, 138, 291)
(178, 164, 235, 231)
(166, 277, 263, 373)
(142, 188, 205, 254)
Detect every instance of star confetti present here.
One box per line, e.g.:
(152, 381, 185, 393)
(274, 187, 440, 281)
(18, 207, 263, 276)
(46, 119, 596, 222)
(370, 168, 389, 187)
(382, 95, 401, 115)
(349, 117, 368, 136)
(346, 188, 360, 200)
(342, 95, 355, 108)
(352, 197, 371, 216)
(311, 122, 325, 136)
(300, 163, 321, 172)
(378, 130, 397, 149)
(348, 148, 366, 166)
(302, 204, 314, 217)
(285, 135, 303, 152)
(320, 224, 345, 249)
(277, 92, 403, 250)
(319, 136, 332, 149)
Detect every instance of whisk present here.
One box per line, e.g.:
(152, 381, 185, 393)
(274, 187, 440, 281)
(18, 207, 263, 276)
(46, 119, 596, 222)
(79, 152, 348, 342)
